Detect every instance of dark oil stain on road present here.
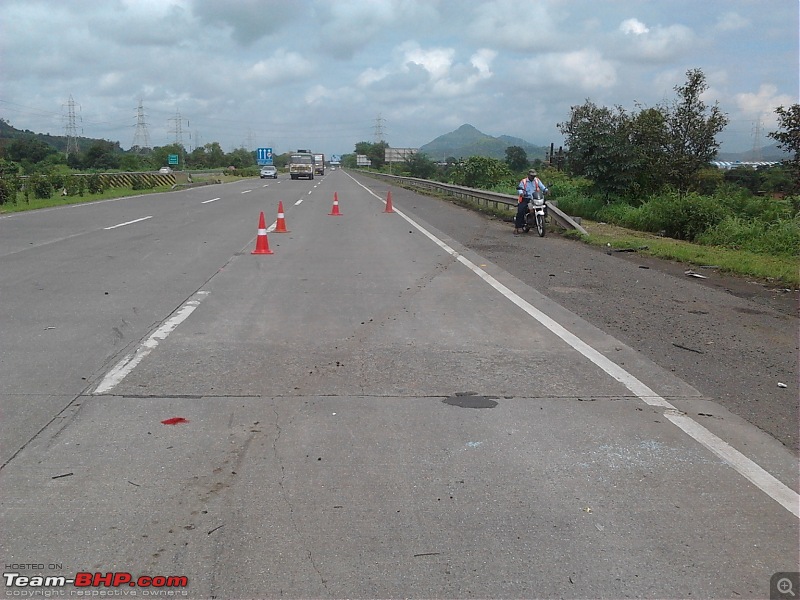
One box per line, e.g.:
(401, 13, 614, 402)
(443, 391, 499, 409)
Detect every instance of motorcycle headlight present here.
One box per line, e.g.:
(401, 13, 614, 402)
(533, 197, 545, 206)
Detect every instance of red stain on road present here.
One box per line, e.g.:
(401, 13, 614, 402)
(161, 417, 189, 425)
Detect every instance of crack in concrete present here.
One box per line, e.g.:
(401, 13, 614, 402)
(270, 406, 330, 595)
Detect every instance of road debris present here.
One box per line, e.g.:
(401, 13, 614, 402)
(685, 270, 708, 279)
(672, 343, 705, 354)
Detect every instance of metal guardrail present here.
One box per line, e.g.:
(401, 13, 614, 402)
(357, 171, 588, 235)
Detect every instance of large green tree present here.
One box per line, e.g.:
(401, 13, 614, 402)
(450, 156, 511, 189)
(558, 101, 636, 199)
(403, 152, 437, 179)
(354, 141, 389, 168)
(664, 68, 728, 192)
(83, 141, 121, 170)
(5, 138, 55, 164)
(504, 146, 528, 172)
(768, 103, 800, 194)
(558, 69, 728, 199)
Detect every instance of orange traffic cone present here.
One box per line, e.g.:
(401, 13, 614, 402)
(251, 211, 274, 254)
(329, 192, 342, 216)
(384, 190, 394, 213)
(274, 201, 289, 232)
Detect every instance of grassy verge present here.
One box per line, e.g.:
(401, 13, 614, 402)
(568, 220, 799, 288)
(0, 186, 173, 214)
(406, 186, 799, 288)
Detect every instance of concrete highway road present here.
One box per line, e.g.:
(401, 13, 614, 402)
(1, 170, 797, 599)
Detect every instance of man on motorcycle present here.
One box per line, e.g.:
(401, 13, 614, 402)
(515, 169, 549, 234)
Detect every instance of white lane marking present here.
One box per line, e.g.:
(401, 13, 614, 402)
(307, 190, 313, 195)
(294, 198, 303, 206)
(348, 173, 800, 518)
(202, 197, 221, 204)
(241, 190, 252, 194)
(104, 216, 153, 230)
(93, 291, 210, 395)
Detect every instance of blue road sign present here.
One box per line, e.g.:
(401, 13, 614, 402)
(257, 147, 273, 165)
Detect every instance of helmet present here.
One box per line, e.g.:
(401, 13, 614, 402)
(528, 170, 537, 177)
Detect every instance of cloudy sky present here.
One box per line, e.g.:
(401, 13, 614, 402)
(1, 0, 797, 159)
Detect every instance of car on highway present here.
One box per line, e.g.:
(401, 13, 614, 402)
(260, 165, 278, 179)
(158, 166, 173, 173)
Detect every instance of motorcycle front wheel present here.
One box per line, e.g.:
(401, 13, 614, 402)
(536, 213, 546, 237)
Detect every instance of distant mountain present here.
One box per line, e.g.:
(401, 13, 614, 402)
(419, 124, 549, 161)
(716, 143, 790, 162)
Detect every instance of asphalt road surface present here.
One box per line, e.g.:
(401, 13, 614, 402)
(1, 170, 797, 599)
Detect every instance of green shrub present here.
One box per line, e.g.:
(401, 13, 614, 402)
(697, 215, 800, 257)
(30, 174, 54, 199)
(639, 192, 726, 240)
(87, 173, 105, 194)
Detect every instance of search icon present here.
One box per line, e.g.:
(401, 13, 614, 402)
(778, 577, 796, 597)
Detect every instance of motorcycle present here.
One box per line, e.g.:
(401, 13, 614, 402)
(523, 191, 547, 237)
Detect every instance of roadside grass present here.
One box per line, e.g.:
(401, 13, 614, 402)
(0, 186, 173, 214)
(405, 188, 799, 288)
(566, 220, 799, 288)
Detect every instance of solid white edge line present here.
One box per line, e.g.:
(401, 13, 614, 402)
(104, 216, 153, 230)
(93, 292, 209, 395)
(347, 172, 800, 518)
(202, 197, 221, 204)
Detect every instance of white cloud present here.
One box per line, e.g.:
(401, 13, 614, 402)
(245, 50, 315, 84)
(617, 18, 696, 62)
(735, 84, 796, 118)
(532, 50, 617, 91)
(620, 18, 649, 36)
(401, 43, 455, 79)
(715, 12, 750, 32)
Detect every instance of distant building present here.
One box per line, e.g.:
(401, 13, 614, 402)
(710, 161, 781, 170)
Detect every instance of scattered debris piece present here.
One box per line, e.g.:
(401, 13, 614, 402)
(595, 523, 605, 531)
(672, 343, 705, 354)
(52, 473, 73, 480)
(207, 525, 223, 536)
(777, 383, 788, 388)
(582, 507, 593, 514)
(685, 270, 708, 279)
(161, 417, 189, 425)
(414, 552, 441, 558)
(638, 265, 650, 269)
(127, 481, 140, 487)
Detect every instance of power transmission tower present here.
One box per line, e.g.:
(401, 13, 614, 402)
(132, 99, 151, 152)
(373, 114, 386, 143)
(169, 110, 186, 148)
(751, 118, 763, 161)
(63, 95, 81, 159)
